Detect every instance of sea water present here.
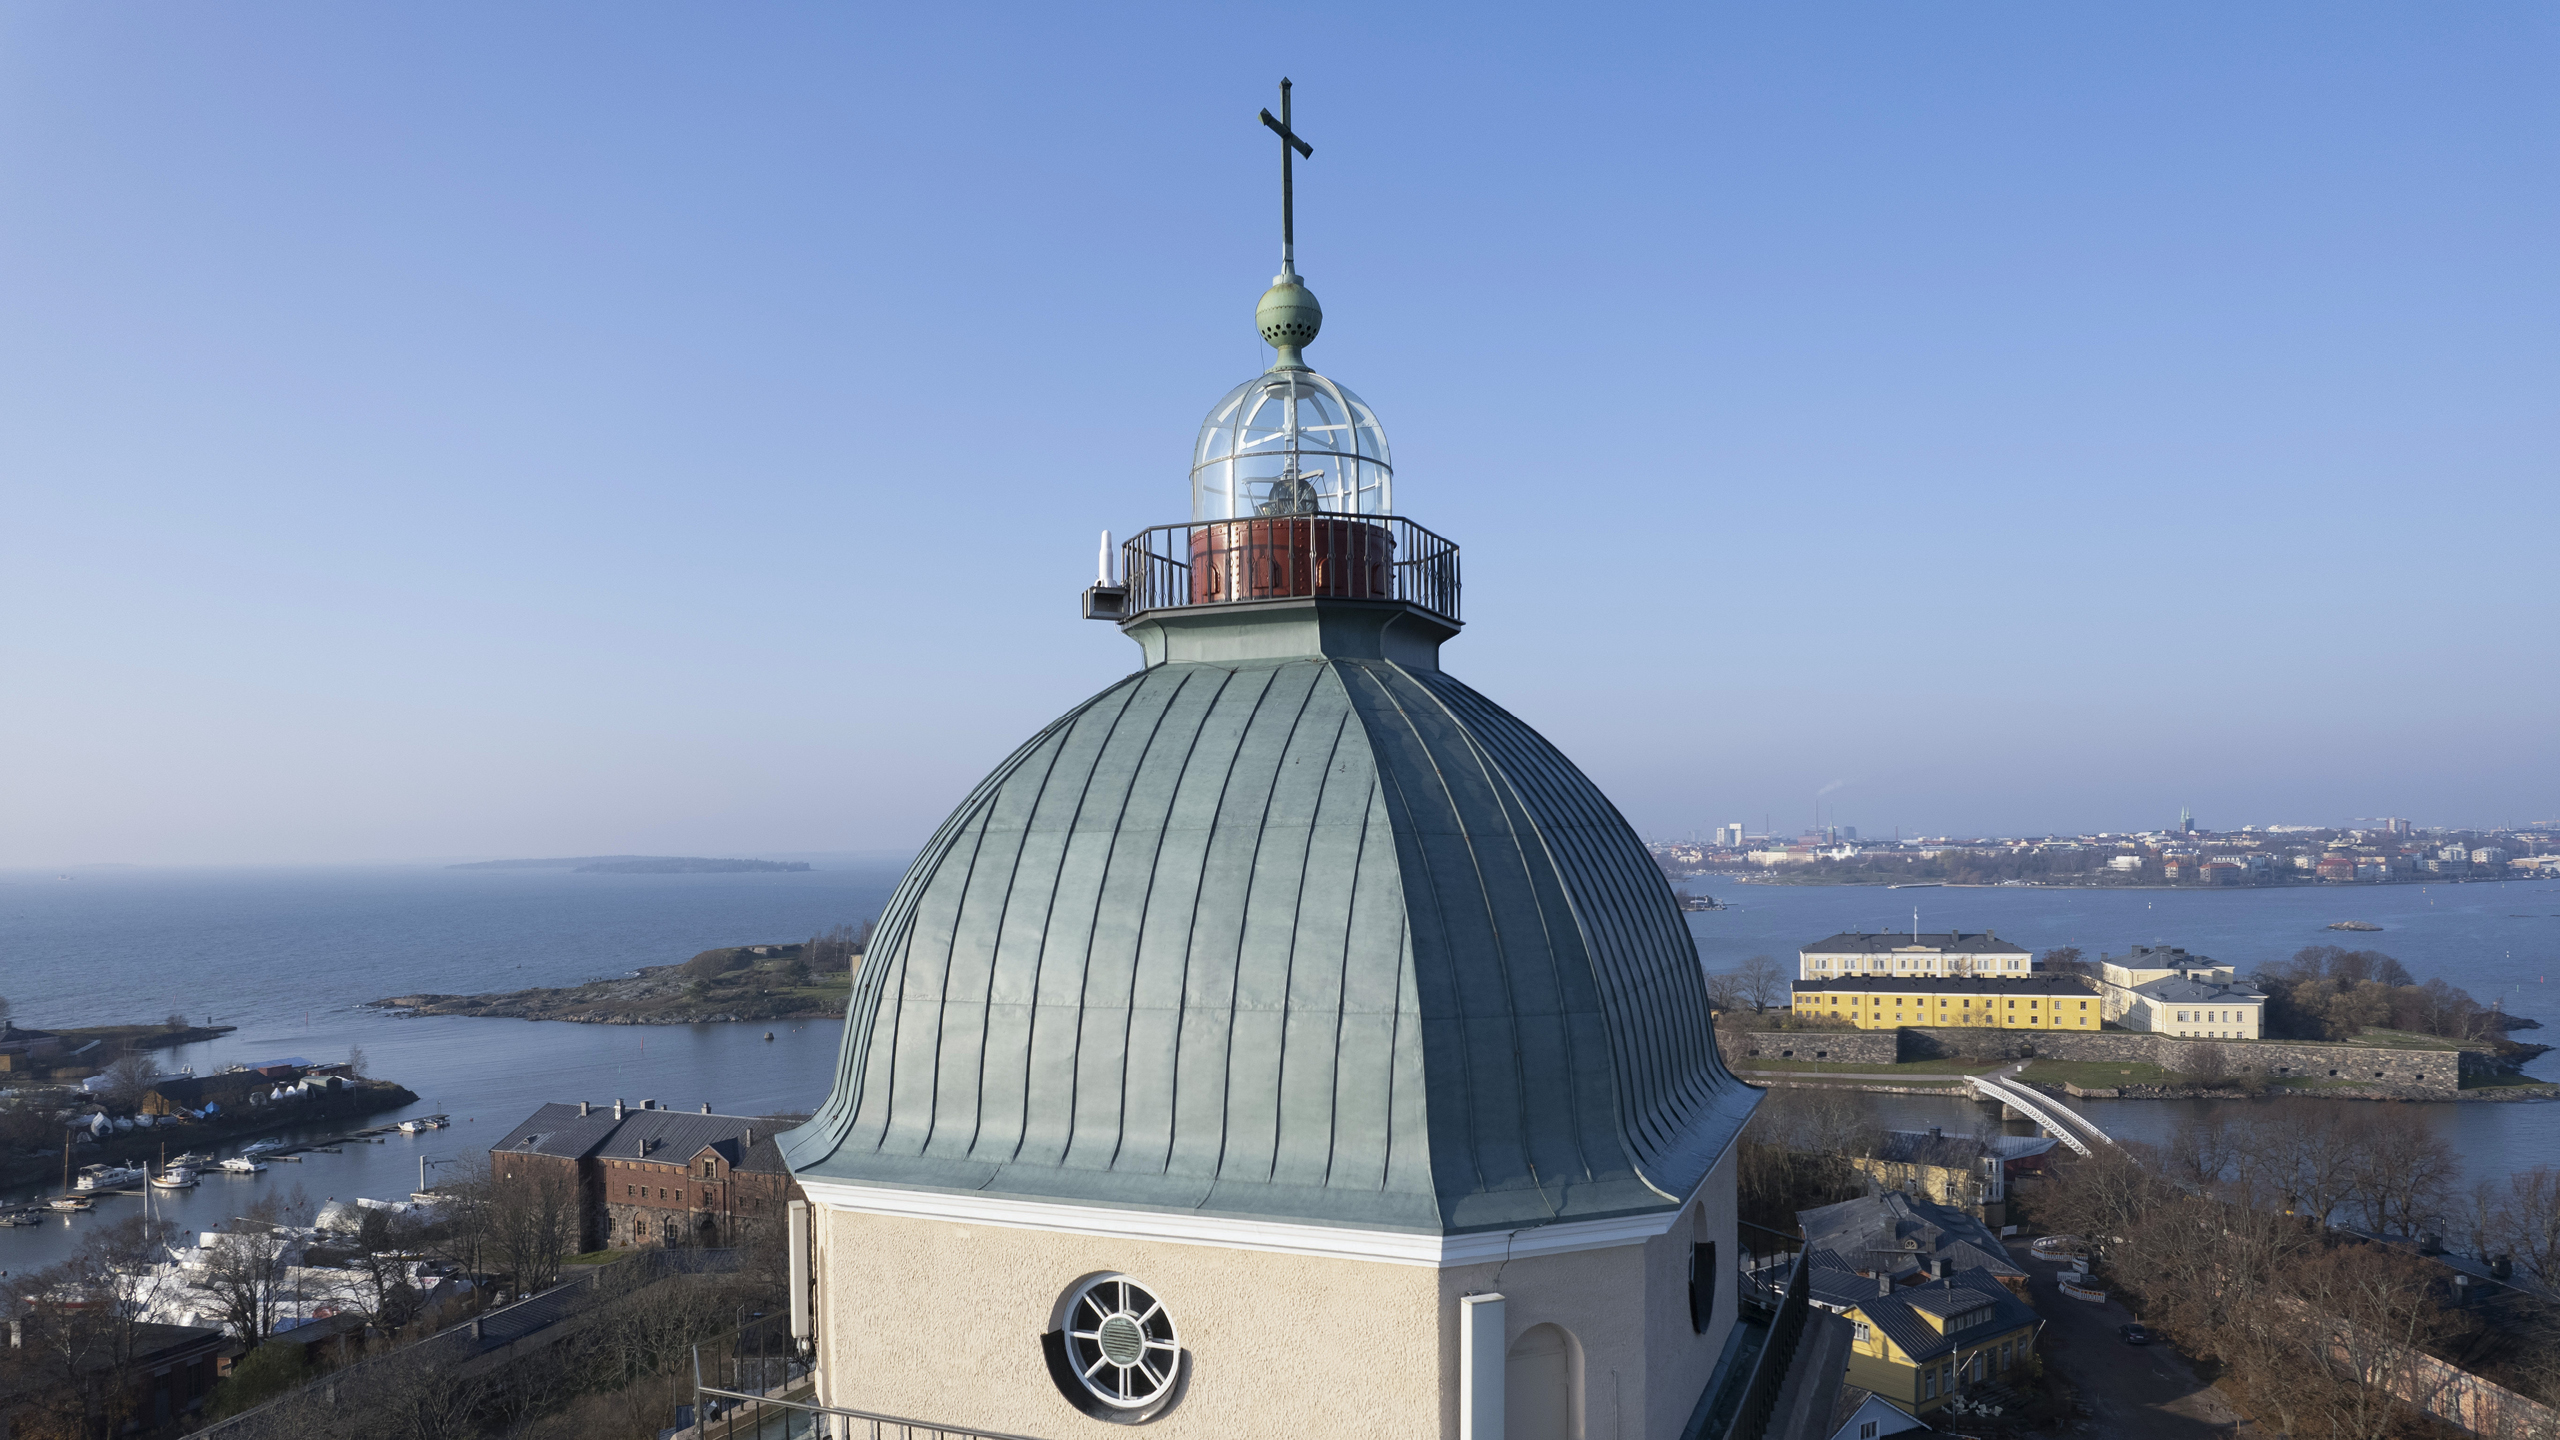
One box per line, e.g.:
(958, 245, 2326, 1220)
(0, 863, 2551, 1272)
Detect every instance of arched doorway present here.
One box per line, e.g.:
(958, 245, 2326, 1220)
(1506, 1323, 1578, 1440)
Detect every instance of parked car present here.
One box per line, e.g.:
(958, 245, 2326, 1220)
(2118, 1323, 2151, 1346)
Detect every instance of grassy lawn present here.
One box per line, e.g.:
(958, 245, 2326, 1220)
(562, 1250, 630, 1266)
(2339, 1028, 2472, 1052)
(1758, 1056, 2000, 1074)
(2016, 1059, 2180, 1088)
(1746, 1073, 1972, 1088)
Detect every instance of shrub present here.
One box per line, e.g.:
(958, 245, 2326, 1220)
(209, 1339, 311, 1419)
(680, 949, 751, 981)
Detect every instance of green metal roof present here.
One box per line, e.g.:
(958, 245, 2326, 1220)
(784, 636, 1755, 1235)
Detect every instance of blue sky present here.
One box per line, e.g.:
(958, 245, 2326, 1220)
(2, 3, 2553, 866)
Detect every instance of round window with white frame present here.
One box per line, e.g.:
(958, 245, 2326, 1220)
(1060, 1273, 1181, 1412)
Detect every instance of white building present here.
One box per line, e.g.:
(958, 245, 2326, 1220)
(2098, 945, 2263, 1038)
(1798, 931, 2034, 980)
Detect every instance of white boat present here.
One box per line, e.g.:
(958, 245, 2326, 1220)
(238, 1138, 286, 1157)
(170, 1150, 214, 1167)
(49, 1196, 93, 1212)
(220, 1157, 266, 1174)
(74, 1164, 145, 1191)
(397, 1115, 449, 1133)
(151, 1167, 199, 1189)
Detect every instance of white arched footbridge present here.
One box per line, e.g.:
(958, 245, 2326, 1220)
(1961, 1069, 2116, 1156)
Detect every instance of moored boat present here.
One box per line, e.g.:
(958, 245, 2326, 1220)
(238, 1138, 286, 1157)
(219, 1157, 267, 1174)
(49, 1196, 92, 1212)
(73, 1164, 145, 1192)
(151, 1166, 199, 1189)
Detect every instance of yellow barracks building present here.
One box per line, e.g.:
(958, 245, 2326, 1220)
(1790, 974, 2103, 1031)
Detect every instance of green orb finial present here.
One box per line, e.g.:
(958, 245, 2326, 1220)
(1258, 275, 1322, 370)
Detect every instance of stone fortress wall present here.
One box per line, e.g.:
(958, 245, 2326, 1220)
(1731, 1027, 2469, 1095)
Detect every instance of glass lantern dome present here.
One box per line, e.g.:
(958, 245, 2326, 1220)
(1190, 368, 1392, 522)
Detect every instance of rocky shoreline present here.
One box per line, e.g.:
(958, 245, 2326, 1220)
(371, 952, 849, 1025)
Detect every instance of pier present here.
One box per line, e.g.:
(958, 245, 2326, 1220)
(6, 1118, 443, 1222)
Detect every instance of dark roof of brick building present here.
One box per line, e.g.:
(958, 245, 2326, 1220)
(491, 1103, 789, 1174)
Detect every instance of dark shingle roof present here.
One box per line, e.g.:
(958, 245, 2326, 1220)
(781, 650, 1759, 1235)
(491, 1104, 789, 1174)
(2131, 975, 2266, 1004)
(1902, 1287, 1994, 1321)
(1791, 975, 2097, 998)
(1801, 932, 2030, 956)
(1850, 1269, 2039, 1364)
(1796, 1192, 2024, 1283)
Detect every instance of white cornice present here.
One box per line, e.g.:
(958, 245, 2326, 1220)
(793, 1178, 1689, 1269)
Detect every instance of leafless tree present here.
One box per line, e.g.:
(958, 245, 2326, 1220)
(1737, 954, 1788, 1015)
(100, 1049, 160, 1109)
(2274, 1244, 2458, 1440)
(2035, 1142, 2165, 1259)
(2340, 1106, 2454, 1236)
(489, 1161, 579, 1294)
(420, 1153, 496, 1283)
(328, 1206, 433, 1331)
(2492, 1165, 2560, 1284)
(806, 920, 875, 973)
(1734, 1086, 1879, 1230)
(347, 1043, 369, 1079)
(1705, 970, 1745, 1016)
(190, 1189, 316, 1340)
(0, 1214, 179, 1439)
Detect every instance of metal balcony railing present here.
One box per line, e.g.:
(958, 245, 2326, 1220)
(1116, 514, 1459, 624)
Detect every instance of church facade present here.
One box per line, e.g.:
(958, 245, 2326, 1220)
(780, 87, 1764, 1439)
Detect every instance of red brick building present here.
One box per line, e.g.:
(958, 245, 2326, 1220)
(489, 1100, 800, 1252)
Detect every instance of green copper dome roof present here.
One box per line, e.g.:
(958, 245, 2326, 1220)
(783, 628, 1756, 1235)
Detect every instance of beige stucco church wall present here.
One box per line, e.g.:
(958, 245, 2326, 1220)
(811, 1146, 1738, 1440)
(1430, 1147, 1741, 1440)
(812, 1206, 1445, 1438)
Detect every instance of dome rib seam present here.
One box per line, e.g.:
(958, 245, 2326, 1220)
(1378, 660, 1606, 1192)
(1204, 664, 1327, 1187)
(1105, 667, 1245, 1176)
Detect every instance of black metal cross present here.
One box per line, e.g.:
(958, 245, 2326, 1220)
(1258, 78, 1314, 273)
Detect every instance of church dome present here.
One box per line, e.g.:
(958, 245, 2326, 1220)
(782, 644, 1755, 1236)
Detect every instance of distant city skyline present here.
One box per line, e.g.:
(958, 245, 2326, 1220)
(3, 6, 2552, 867)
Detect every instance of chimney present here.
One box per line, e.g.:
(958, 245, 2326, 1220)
(701, 1103, 713, 1114)
(643, 1099, 657, 1111)
(613, 1099, 625, 1120)
(1930, 1258, 1943, 1280)
(1930, 1126, 1942, 1140)
(745, 1128, 755, 1146)
(1876, 1272, 1890, 1297)
(578, 1101, 591, 1117)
